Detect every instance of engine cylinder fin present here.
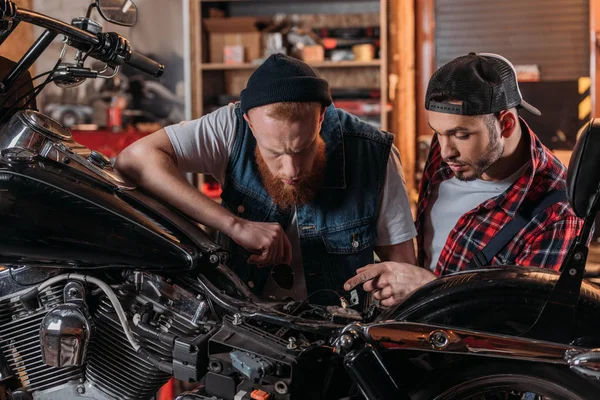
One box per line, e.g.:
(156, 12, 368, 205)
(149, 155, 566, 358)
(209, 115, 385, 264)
(0, 284, 84, 393)
(86, 297, 176, 400)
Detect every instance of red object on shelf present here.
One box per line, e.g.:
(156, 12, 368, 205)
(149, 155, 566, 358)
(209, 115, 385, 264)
(70, 129, 150, 159)
(72, 128, 221, 200)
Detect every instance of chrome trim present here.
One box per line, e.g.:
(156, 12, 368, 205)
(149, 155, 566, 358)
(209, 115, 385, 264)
(40, 303, 92, 367)
(342, 321, 586, 366)
(64, 281, 85, 304)
(24, 380, 120, 400)
(0, 110, 134, 189)
(566, 349, 600, 379)
(20, 109, 72, 141)
(0, 266, 62, 301)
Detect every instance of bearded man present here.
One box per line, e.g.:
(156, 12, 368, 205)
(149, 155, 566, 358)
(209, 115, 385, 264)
(344, 53, 583, 306)
(115, 54, 417, 307)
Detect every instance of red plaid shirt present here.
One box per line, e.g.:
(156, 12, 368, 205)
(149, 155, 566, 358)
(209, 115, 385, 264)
(416, 118, 583, 276)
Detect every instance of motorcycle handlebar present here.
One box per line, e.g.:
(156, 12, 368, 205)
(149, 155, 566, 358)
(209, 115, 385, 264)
(11, 7, 163, 77)
(127, 51, 164, 77)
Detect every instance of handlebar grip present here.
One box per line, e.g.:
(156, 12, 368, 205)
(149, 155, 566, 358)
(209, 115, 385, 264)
(126, 51, 164, 77)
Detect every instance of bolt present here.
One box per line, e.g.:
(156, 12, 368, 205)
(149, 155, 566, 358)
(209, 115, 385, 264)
(338, 334, 354, 349)
(209, 360, 222, 373)
(430, 331, 449, 349)
(569, 268, 578, 276)
(275, 381, 289, 395)
(68, 288, 79, 297)
(76, 385, 85, 395)
(287, 337, 297, 350)
(565, 349, 581, 363)
(574, 252, 583, 261)
(232, 313, 242, 326)
(209, 254, 219, 264)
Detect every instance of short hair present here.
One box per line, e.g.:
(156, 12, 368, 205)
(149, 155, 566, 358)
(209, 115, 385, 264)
(263, 102, 322, 122)
(429, 89, 455, 104)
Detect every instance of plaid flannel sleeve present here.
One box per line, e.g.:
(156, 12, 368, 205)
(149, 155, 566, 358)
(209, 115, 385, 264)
(515, 216, 584, 271)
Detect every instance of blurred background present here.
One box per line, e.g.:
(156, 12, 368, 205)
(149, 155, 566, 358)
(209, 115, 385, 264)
(2, 0, 594, 208)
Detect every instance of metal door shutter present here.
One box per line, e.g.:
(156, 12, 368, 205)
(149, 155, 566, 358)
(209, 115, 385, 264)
(435, 0, 590, 81)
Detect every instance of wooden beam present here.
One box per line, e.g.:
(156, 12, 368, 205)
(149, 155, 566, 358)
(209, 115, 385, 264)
(191, 0, 203, 119)
(190, 0, 204, 191)
(380, 0, 388, 132)
(415, 0, 435, 143)
(388, 0, 416, 199)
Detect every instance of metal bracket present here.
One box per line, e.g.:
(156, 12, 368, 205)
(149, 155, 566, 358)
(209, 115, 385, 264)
(521, 214, 593, 344)
(64, 281, 86, 305)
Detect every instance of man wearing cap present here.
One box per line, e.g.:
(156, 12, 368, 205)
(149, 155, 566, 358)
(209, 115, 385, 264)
(115, 54, 417, 307)
(345, 52, 583, 306)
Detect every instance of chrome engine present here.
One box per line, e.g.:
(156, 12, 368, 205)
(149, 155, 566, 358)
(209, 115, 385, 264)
(0, 267, 211, 400)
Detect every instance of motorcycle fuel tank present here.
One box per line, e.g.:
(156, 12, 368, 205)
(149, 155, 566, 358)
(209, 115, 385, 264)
(0, 110, 221, 271)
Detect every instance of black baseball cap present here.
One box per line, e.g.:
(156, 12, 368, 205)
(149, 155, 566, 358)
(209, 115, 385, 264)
(425, 52, 541, 117)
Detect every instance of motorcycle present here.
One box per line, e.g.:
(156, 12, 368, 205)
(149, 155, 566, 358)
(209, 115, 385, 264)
(0, 1, 600, 399)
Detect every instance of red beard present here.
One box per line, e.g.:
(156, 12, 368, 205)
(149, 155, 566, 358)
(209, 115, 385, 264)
(254, 139, 327, 209)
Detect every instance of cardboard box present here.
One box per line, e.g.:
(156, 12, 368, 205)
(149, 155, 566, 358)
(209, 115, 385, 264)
(224, 45, 244, 64)
(295, 45, 324, 63)
(203, 17, 262, 63)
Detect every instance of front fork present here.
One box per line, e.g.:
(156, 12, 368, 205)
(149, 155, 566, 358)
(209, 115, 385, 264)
(343, 343, 410, 400)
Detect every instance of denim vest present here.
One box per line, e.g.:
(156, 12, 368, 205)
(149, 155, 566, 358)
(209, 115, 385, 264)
(220, 104, 393, 306)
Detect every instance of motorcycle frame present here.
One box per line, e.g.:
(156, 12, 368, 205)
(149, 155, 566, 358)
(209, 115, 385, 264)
(339, 320, 588, 400)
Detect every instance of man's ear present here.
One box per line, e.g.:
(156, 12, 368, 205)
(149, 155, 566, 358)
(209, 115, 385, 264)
(243, 113, 253, 132)
(318, 106, 327, 127)
(499, 110, 518, 138)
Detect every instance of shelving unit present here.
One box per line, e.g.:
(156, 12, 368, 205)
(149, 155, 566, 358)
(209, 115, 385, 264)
(190, 0, 389, 131)
(201, 59, 382, 70)
(188, 0, 418, 198)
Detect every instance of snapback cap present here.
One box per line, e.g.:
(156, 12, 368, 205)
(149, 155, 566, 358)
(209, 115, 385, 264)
(425, 52, 541, 117)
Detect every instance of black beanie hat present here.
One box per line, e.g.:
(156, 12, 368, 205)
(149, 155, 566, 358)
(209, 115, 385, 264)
(240, 54, 333, 114)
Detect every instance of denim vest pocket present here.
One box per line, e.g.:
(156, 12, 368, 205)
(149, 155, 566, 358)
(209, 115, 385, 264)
(322, 219, 377, 254)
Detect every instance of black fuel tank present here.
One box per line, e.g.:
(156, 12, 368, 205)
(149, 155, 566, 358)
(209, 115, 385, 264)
(0, 156, 221, 271)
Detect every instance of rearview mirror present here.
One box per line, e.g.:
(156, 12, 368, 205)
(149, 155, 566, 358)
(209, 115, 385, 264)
(96, 0, 138, 27)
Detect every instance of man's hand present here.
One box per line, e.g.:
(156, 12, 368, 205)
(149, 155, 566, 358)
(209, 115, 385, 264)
(344, 262, 436, 307)
(229, 218, 292, 267)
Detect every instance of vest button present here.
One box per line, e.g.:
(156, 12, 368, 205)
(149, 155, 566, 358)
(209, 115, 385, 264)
(352, 239, 360, 249)
(248, 281, 254, 288)
(237, 205, 245, 213)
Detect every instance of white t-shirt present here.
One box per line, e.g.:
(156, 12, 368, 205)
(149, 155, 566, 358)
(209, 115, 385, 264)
(165, 104, 417, 299)
(423, 163, 530, 272)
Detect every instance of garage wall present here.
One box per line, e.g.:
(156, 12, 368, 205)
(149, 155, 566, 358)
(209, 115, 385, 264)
(30, 0, 188, 116)
(435, 0, 590, 81)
